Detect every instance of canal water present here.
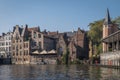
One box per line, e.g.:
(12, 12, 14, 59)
(0, 65, 120, 80)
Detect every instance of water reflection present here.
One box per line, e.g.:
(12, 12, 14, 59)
(0, 65, 120, 80)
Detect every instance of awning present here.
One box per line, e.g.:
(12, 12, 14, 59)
(40, 50, 48, 54)
(32, 50, 39, 54)
(48, 49, 56, 54)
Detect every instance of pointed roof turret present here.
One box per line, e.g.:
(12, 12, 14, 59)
(104, 8, 112, 25)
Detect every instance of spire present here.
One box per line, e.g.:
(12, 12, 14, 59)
(104, 8, 112, 25)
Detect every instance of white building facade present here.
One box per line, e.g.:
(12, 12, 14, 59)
(0, 32, 12, 58)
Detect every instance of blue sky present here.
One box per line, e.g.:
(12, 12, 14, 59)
(0, 0, 120, 34)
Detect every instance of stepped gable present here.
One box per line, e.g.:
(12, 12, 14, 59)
(13, 25, 23, 37)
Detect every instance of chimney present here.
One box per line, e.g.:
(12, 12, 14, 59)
(2, 33, 5, 36)
(25, 24, 28, 28)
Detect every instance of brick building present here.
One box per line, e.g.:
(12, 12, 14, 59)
(102, 9, 119, 52)
(12, 25, 56, 64)
(68, 28, 89, 61)
(56, 28, 89, 62)
(101, 9, 120, 66)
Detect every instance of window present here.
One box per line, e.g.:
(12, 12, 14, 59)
(6, 47, 8, 51)
(26, 50, 28, 55)
(12, 40, 15, 43)
(38, 34, 41, 38)
(16, 34, 19, 40)
(9, 37, 11, 40)
(24, 58, 26, 61)
(12, 46, 14, 50)
(9, 42, 11, 45)
(20, 45, 22, 49)
(16, 58, 17, 61)
(20, 39, 22, 42)
(16, 52, 18, 56)
(24, 43, 28, 48)
(6, 42, 8, 45)
(26, 43, 28, 48)
(13, 52, 15, 56)
(2, 42, 4, 46)
(24, 43, 25, 48)
(34, 32, 37, 38)
(9, 47, 11, 51)
(20, 51, 22, 56)
(38, 42, 41, 49)
(32, 41, 36, 46)
(24, 50, 26, 55)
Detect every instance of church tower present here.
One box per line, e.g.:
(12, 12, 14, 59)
(103, 8, 112, 38)
(103, 9, 119, 38)
(103, 9, 119, 52)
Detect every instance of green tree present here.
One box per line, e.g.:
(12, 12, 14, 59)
(88, 17, 120, 63)
(88, 19, 103, 44)
(88, 19, 103, 55)
(113, 16, 120, 28)
(88, 17, 120, 55)
(62, 48, 69, 65)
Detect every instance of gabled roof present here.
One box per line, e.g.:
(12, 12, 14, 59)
(13, 25, 23, 36)
(77, 27, 84, 34)
(18, 27, 23, 36)
(21, 26, 28, 37)
(59, 33, 68, 46)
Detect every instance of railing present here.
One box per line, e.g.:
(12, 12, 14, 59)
(100, 51, 120, 67)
